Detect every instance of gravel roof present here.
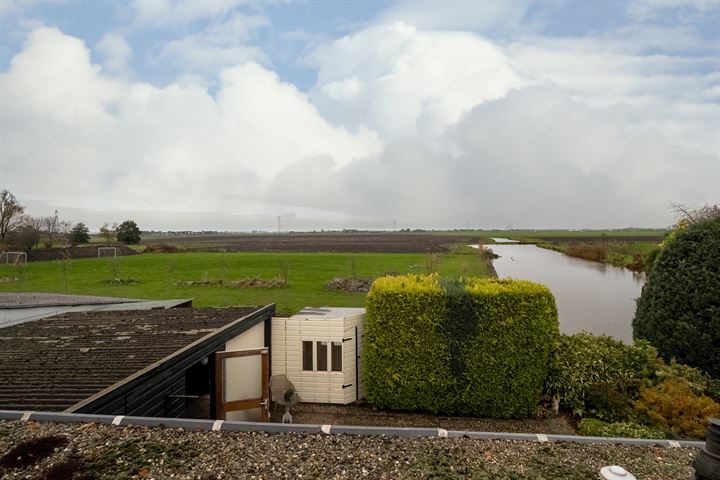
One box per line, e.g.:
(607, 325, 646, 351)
(0, 307, 257, 412)
(0, 420, 697, 479)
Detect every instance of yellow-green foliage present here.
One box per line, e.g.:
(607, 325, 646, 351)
(365, 274, 559, 417)
(365, 274, 452, 412)
(634, 379, 720, 439)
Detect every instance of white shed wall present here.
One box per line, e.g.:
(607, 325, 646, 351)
(271, 309, 365, 405)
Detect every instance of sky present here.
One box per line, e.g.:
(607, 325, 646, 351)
(0, 0, 718, 231)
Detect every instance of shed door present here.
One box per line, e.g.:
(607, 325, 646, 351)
(343, 326, 358, 403)
(214, 348, 269, 421)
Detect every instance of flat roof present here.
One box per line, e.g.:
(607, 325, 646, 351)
(0, 293, 193, 329)
(293, 307, 365, 319)
(0, 307, 258, 412)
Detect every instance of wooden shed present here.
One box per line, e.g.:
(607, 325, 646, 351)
(271, 307, 365, 404)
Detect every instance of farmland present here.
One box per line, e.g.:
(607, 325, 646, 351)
(0, 250, 491, 315)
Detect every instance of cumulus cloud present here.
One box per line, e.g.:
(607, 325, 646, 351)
(1, 27, 380, 224)
(306, 23, 527, 140)
(155, 12, 270, 75)
(376, 1, 532, 32)
(2, 19, 717, 230)
(96, 32, 133, 73)
(269, 86, 716, 228)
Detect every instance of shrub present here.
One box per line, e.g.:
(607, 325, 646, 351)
(578, 418, 666, 439)
(545, 333, 656, 416)
(364, 274, 559, 417)
(633, 214, 720, 377)
(634, 379, 720, 439)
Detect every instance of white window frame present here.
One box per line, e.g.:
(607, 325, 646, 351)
(301, 339, 343, 373)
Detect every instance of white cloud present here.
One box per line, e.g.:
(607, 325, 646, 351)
(306, 23, 527, 140)
(96, 32, 133, 73)
(1, 27, 380, 221)
(130, 0, 244, 28)
(2, 20, 717, 230)
(155, 12, 269, 74)
(627, 0, 720, 22)
(376, 1, 532, 32)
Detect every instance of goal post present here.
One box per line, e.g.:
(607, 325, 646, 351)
(97, 247, 118, 259)
(0, 251, 27, 267)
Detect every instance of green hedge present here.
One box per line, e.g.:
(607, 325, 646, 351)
(364, 274, 559, 417)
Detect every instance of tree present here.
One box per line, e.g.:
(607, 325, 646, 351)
(0, 189, 25, 245)
(11, 216, 42, 253)
(99, 223, 117, 245)
(69, 222, 90, 245)
(116, 220, 141, 244)
(40, 211, 59, 248)
(633, 206, 720, 377)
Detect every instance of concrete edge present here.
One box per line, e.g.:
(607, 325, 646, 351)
(0, 410, 705, 449)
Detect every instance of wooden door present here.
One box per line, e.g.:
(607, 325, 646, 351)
(214, 347, 269, 421)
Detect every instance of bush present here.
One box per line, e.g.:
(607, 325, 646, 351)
(365, 274, 559, 417)
(578, 418, 666, 439)
(633, 214, 720, 377)
(634, 379, 720, 439)
(545, 333, 657, 416)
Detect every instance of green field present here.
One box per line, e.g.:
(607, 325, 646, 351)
(0, 251, 491, 315)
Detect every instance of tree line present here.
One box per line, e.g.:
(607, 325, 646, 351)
(0, 189, 141, 253)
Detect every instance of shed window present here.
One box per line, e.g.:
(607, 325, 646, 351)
(316, 341, 328, 371)
(302, 341, 313, 371)
(331, 342, 342, 372)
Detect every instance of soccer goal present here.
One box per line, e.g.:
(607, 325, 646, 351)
(98, 247, 118, 258)
(0, 251, 27, 267)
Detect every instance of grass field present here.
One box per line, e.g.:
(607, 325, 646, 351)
(0, 251, 491, 315)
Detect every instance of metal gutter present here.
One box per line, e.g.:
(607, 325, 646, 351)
(0, 410, 704, 449)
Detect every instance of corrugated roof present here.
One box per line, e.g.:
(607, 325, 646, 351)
(0, 307, 257, 412)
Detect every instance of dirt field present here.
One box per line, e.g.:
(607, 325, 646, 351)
(141, 232, 477, 253)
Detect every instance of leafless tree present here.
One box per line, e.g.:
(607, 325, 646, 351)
(0, 190, 25, 245)
(99, 223, 117, 245)
(671, 202, 720, 225)
(13, 216, 43, 253)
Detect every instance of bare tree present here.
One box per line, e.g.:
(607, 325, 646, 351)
(99, 223, 117, 245)
(0, 190, 25, 245)
(671, 202, 720, 225)
(13, 216, 43, 253)
(40, 211, 59, 248)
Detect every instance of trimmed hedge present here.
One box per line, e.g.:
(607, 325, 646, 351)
(365, 274, 559, 418)
(633, 216, 720, 377)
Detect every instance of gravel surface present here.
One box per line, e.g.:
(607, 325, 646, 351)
(0, 420, 696, 479)
(0, 292, 141, 308)
(278, 403, 577, 435)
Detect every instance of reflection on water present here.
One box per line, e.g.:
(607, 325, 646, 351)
(484, 244, 644, 343)
(490, 237, 519, 244)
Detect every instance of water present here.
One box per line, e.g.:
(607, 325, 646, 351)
(482, 243, 644, 343)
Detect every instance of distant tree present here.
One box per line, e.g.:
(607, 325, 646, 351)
(116, 220, 141, 244)
(99, 223, 117, 245)
(40, 211, 59, 248)
(0, 189, 25, 245)
(69, 222, 90, 245)
(12, 216, 42, 253)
